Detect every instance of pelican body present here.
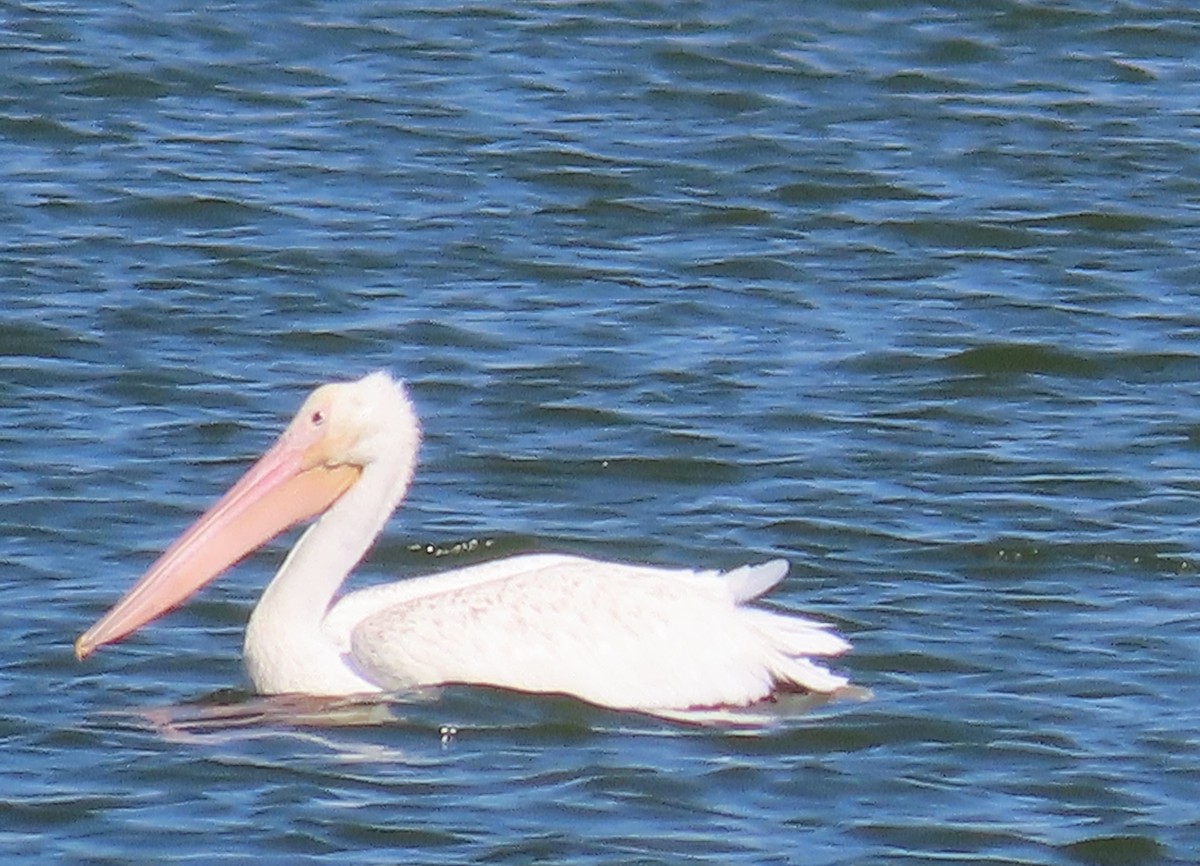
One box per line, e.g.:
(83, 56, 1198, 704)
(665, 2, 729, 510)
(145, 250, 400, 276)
(76, 373, 851, 717)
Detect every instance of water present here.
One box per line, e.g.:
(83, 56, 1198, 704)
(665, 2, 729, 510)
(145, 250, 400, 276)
(3, 0, 1199, 862)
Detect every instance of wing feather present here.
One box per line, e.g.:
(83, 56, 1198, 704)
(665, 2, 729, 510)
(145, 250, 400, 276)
(332, 554, 848, 712)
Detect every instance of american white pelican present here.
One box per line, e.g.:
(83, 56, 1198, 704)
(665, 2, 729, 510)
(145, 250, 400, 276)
(76, 372, 852, 717)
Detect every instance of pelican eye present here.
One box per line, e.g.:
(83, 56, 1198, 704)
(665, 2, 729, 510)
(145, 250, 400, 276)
(310, 409, 326, 427)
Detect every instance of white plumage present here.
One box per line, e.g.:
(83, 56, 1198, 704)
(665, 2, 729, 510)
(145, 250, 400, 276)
(78, 372, 853, 719)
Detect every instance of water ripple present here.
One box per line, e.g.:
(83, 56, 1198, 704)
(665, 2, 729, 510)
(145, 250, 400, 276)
(4, 0, 1200, 863)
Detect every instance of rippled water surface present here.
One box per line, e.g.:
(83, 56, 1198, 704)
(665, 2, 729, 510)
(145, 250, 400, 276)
(4, 1, 1200, 863)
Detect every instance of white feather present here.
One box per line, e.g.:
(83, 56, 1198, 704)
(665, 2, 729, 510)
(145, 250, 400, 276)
(229, 373, 858, 716)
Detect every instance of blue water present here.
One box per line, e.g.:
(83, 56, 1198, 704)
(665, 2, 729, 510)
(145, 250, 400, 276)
(3, 1, 1199, 863)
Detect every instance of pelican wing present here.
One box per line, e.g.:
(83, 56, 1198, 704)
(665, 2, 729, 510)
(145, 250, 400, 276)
(333, 554, 849, 712)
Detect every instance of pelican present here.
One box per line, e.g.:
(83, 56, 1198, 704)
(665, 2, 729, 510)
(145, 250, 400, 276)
(76, 372, 852, 718)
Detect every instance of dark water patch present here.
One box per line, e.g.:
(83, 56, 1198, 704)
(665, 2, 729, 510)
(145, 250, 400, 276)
(536, 401, 639, 431)
(1060, 834, 1166, 866)
(253, 246, 404, 276)
(685, 255, 801, 282)
(921, 36, 1002, 66)
(776, 175, 936, 206)
(693, 203, 773, 227)
(401, 319, 511, 353)
(852, 649, 986, 678)
(116, 194, 281, 229)
(883, 69, 972, 94)
(854, 821, 1047, 862)
(786, 710, 984, 754)
(273, 328, 385, 357)
(845, 343, 1200, 388)
(470, 453, 745, 488)
(1100, 19, 1200, 55)
(889, 217, 1043, 252)
(1012, 210, 1173, 235)
(647, 83, 778, 115)
(0, 793, 127, 832)
(332, 822, 469, 851)
(0, 320, 92, 360)
(69, 70, 170, 100)
(992, 2, 1107, 34)
(0, 113, 103, 145)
